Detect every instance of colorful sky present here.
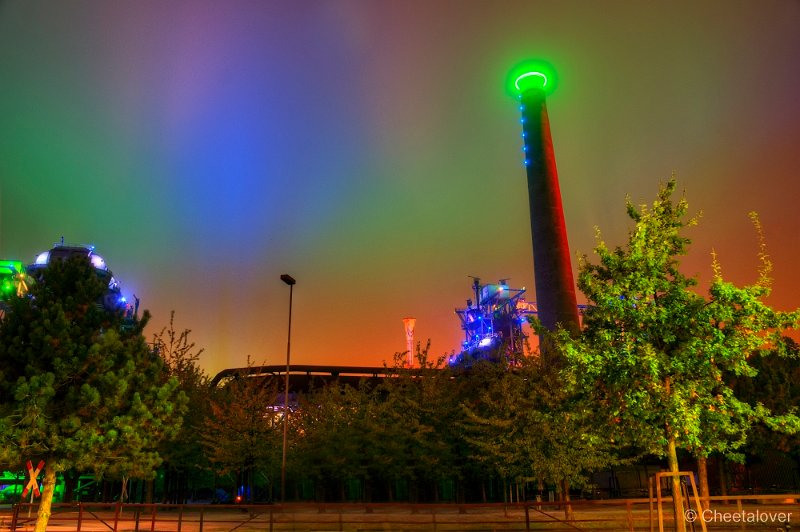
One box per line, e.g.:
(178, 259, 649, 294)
(1, 1, 799, 377)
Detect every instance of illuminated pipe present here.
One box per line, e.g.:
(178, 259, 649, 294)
(513, 65, 581, 341)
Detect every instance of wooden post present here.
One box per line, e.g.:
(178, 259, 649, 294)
(525, 504, 530, 532)
(736, 498, 745, 530)
(626, 500, 634, 531)
(649, 477, 654, 532)
(654, 471, 708, 532)
(11, 501, 20, 531)
(113, 501, 121, 532)
(656, 474, 664, 532)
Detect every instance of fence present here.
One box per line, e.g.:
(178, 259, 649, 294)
(1, 495, 797, 531)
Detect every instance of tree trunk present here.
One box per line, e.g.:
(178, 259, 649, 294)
(63, 470, 76, 503)
(34, 462, 57, 532)
(145, 478, 154, 504)
(717, 456, 728, 503)
(697, 456, 709, 510)
(667, 437, 686, 532)
(562, 479, 574, 521)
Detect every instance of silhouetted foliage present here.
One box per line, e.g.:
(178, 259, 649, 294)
(0, 256, 185, 531)
(201, 361, 281, 502)
(153, 311, 210, 503)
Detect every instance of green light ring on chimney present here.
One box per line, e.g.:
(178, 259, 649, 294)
(515, 72, 548, 92)
(506, 60, 558, 96)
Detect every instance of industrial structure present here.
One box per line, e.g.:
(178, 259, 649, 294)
(451, 277, 536, 365)
(450, 63, 581, 365)
(513, 63, 581, 342)
(0, 242, 137, 319)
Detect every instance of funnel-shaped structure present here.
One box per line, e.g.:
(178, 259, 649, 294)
(515, 68, 580, 337)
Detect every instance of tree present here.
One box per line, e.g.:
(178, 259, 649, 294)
(291, 345, 463, 503)
(152, 312, 210, 503)
(200, 363, 282, 502)
(373, 347, 462, 502)
(0, 256, 185, 532)
(555, 180, 799, 531)
(460, 356, 620, 516)
(293, 380, 373, 501)
(733, 337, 800, 483)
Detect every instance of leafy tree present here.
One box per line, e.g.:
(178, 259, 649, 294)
(460, 356, 620, 516)
(459, 362, 527, 496)
(293, 381, 373, 500)
(291, 345, 462, 503)
(0, 256, 185, 532)
(555, 180, 799, 530)
(373, 347, 462, 502)
(200, 363, 282, 502)
(733, 337, 800, 478)
(152, 312, 210, 503)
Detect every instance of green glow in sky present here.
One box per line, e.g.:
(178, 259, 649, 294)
(506, 60, 558, 96)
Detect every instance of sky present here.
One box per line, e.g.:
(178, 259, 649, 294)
(1, 1, 799, 378)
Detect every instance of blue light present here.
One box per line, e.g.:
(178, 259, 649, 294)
(523, 146, 528, 151)
(522, 132, 526, 138)
(520, 117, 525, 124)
(524, 159, 530, 165)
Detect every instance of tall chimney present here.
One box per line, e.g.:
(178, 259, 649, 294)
(513, 65, 580, 343)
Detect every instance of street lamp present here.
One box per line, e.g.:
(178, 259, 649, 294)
(279, 273, 295, 503)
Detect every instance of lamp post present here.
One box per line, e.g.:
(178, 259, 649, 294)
(279, 273, 295, 503)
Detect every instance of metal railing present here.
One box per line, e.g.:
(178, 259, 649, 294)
(3, 495, 797, 531)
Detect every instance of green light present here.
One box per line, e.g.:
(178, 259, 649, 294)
(0, 260, 23, 275)
(0, 260, 24, 299)
(514, 72, 548, 92)
(1, 279, 13, 294)
(506, 60, 558, 96)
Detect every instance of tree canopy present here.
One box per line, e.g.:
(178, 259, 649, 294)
(201, 361, 282, 502)
(0, 256, 185, 531)
(554, 179, 799, 530)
